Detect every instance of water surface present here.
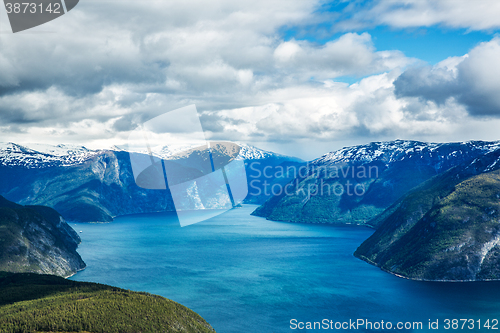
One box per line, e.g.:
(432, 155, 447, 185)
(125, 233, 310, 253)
(70, 205, 500, 332)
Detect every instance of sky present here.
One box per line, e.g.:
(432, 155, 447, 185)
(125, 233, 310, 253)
(1, 0, 500, 160)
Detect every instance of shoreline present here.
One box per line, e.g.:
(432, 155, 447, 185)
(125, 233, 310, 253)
(354, 254, 500, 283)
(64, 265, 86, 279)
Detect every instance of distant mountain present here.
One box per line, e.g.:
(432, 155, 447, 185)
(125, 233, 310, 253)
(0, 146, 171, 222)
(0, 272, 215, 332)
(252, 140, 500, 226)
(0, 196, 85, 277)
(0, 142, 101, 168)
(0, 142, 300, 222)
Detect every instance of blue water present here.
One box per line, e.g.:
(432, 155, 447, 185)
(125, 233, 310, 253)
(70, 205, 500, 332)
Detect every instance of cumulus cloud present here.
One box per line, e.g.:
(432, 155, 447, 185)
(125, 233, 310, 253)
(0, 0, 411, 141)
(198, 70, 467, 144)
(395, 38, 500, 117)
(340, 0, 500, 31)
(393, 63, 462, 104)
(1, 0, 500, 159)
(273, 33, 409, 80)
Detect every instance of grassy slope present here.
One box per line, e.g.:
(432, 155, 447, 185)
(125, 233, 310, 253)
(0, 272, 215, 333)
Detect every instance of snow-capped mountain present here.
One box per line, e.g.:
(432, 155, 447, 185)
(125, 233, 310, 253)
(0, 141, 301, 222)
(354, 147, 500, 282)
(312, 139, 500, 166)
(0, 143, 100, 168)
(253, 140, 500, 226)
(115, 142, 292, 161)
(236, 143, 288, 160)
(0, 142, 296, 169)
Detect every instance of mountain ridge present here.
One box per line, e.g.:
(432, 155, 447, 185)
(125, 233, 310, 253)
(354, 148, 500, 281)
(0, 142, 300, 222)
(311, 139, 500, 166)
(252, 139, 500, 226)
(0, 142, 299, 169)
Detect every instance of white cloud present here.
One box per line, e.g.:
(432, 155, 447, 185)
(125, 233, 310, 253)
(1, 0, 500, 159)
(459, 39, 500, 101)
(0, 1, 410, 136)
(394, 37, 500, 116)
(199, 70, 455, 143)
(342, 0, 500, 31)
(272, 33, 410, 80)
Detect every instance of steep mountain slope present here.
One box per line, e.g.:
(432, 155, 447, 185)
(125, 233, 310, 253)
(0, 272, 215, 333)
(0, 142, 299, 222)
(0, 196, 85, 277)
(354, 148, 500, 281)
(0, 148, 176, 222)
(252, 140, 500, 226)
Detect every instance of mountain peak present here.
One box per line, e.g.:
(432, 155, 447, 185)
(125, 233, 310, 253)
(0, 141, 301, 170)
(0, 142, 100, 168)
(312, 139, 500, 166)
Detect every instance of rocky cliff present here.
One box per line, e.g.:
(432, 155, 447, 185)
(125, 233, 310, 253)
(0, 196, 86, 277)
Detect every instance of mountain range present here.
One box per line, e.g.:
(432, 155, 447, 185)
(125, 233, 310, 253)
(3, 139, 500, 282)
(252, 140, 500, 226)
(249, 139, 500, 281)
(0, 142, 300, 222)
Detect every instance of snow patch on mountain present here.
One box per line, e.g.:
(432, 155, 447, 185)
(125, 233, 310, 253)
(116, 142, 287, 161)
(0, 143, 101, 168)
(235, 143, 281, 160)
(312, 140, 500, 167)
(0, 142, 297, 169)
(465, 146, 500, 173)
